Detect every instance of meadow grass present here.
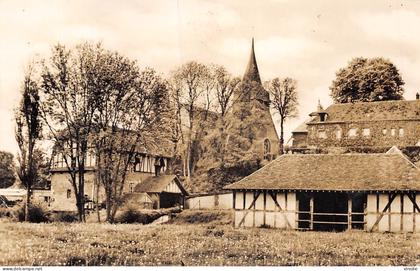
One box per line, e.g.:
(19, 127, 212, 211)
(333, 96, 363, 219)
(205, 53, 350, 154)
(0, 217, 418, 266)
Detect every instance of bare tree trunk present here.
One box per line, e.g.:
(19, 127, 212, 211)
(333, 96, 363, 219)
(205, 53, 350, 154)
(280, 118, 284, 155)
(24, 187, 30, 222)
(95, 152, 101, 223)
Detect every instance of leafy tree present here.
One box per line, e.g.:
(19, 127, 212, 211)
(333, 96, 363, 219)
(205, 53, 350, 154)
(171, 61, 211, 184)
(39, 43, 104, 222)
(330, 57, 404, 103)
(15, 63, 42, 221)
(0, 151, 15, 188)
(93, 64, 170, 223)
(266, 77, 299, 154)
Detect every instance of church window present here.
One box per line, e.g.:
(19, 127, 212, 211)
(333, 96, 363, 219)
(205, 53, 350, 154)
(391, 128, 396, 136)
(67, 189, 71, 199)
(382, 128, 387, 135)
(263, 139, 271, 160)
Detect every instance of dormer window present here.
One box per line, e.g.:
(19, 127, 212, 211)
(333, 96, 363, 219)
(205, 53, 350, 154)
(319, 113, 327, 122)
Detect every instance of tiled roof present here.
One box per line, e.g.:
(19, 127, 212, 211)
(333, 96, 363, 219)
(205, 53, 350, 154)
(224, 152, 420, 191)
(292, 117, 313, 133)
(308, 100, 420, 123)
(134, 175, 188, 195)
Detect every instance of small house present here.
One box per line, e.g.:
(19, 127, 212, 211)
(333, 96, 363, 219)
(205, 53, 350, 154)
(224, 149, 419, 232)
(133, 175, 188, 209)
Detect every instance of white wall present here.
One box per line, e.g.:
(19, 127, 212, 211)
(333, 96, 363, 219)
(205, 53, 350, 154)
(234, 191, 296, 229)
(366, 193, 419, 233)
(186, 193, 232, 210)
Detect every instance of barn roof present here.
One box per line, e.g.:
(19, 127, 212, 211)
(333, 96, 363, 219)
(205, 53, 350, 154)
(134, 175, 188, 195)
(308, 99, 420, 123)
(224, 152, 420, 191)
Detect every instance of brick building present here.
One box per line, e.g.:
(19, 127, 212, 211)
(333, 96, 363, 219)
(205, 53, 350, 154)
(291, 98, 420, 152)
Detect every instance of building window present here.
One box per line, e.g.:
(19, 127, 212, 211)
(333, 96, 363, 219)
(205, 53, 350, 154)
(348, 128, 358, 138)
(362, 128, 370, 137)
(391, 128, 396, 136)
(66, 189, 71, 199)
(263, 139, 271, 160)
(335, 129, 342, 140)
(129, 183, 134, 193)
(399, 128, 404, 137)
(318, 130, 327, 139)
(382, 128, 387, 135)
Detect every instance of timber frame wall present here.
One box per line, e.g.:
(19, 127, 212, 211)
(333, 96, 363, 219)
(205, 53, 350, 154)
(232, 190, 420, 232)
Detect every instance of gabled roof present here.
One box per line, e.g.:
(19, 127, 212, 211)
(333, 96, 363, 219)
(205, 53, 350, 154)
(308, 100, 420, 123)
(243, 38, 261, 84)
(134, 175, 188, 195)
(224, 152, 420, 191)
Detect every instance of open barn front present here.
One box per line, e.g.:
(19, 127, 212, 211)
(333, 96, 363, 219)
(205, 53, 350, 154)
(297, 192, 366, 231)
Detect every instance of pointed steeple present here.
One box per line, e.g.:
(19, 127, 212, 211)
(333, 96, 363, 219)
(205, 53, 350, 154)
(243, 38, 262, 84)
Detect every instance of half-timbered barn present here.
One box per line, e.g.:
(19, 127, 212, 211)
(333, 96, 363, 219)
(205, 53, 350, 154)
(224, 148, 420, 232)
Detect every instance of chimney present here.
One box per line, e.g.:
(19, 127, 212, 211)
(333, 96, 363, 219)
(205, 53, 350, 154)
(416, 92, 419, 100)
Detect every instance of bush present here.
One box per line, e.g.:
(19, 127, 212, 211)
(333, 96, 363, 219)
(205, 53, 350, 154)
(116, 206, 162, 224)
(51, 212, 78, 223)
(13, 202, 50, 223)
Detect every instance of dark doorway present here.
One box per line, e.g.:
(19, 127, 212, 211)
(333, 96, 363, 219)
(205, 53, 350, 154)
(159, 192, 183, 209)
(297, 192, 311, 229)
(350, 192, 366, 230)
(313, 192, 348, 231)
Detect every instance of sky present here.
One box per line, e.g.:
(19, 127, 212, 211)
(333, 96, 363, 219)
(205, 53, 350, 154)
(1, 0, 420, 155)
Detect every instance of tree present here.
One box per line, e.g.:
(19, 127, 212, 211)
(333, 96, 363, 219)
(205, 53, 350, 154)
(93, 62, 170, 222)
(266, 77, 298, 154)
(171, 61, 210, 184)
(0, 151, 15, 189)
(39, 43, 103, 222)
(330, 57, 404, 103)
(212, 65, 240, 165)
(15, 64, 42, 221)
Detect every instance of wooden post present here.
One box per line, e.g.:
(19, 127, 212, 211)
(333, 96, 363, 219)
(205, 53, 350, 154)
(253, 191, 256, 227)
(232, 191, 236, 227)
(263, 191, 267, 226)
(348, 193, 352, 230)
(295, 193, 299, 230)
(309, 194, 314, 230)
(400, 194, 403, 232)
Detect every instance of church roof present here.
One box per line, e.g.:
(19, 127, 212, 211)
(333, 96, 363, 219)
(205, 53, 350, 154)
(243, 38, 262, 84)
(224, 151, 420, 191)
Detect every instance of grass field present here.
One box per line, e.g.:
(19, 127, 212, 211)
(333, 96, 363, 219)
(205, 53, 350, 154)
(0, 211, 419, 266)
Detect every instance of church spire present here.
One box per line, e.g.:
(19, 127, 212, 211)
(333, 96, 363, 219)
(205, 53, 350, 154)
(243, 38, 261, 84)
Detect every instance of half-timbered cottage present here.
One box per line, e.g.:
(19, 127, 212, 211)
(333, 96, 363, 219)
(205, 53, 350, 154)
(49, 132, 177, 211)
(131, 175, 188, 209)
(224, 148, 420, 232)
